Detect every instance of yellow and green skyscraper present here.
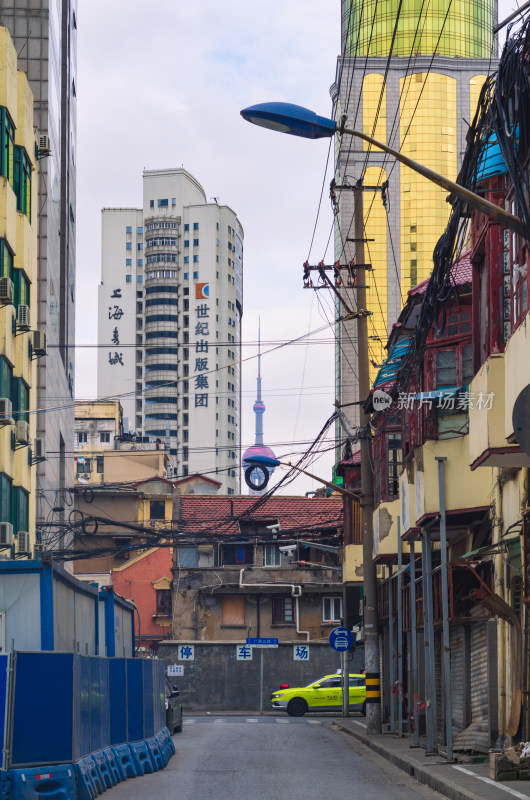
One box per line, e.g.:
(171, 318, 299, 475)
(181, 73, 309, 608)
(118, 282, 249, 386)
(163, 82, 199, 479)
(332, 0, 497, 433)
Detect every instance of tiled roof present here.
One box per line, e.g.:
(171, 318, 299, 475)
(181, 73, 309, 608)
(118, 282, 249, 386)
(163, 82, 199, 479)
(338, 449, 361, 467)
(179, 495, 343, 537)
(408, 249, 472, 297)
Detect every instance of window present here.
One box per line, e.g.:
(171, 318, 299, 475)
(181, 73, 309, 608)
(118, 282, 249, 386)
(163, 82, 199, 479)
(149, 500, 165, 520)
(184, 224, 189, 231)
(137, 275, 143, 283)
(178, 545, 198, 567)
(126, 259, 132, 266)
(193, 239, 199, 247)
(150, 200, 154, 208)
(193, 271, 199, 279)
(318, 677, 341, 689)
(222, 544, 253, 565)
(264, 545, 281, 566)
(137, 227, 143, 235)
(137, 258, 143, 266)
(156, 589, 172, 616)
(126, 274, 132, 283)
(184, 256, 189, 264)
(12, 379, 29, 423)
(14, 147, 31, 219)
(184, 240, 189, 248)
(272, 596, 294, 624)
(77, 431, 88, 444)
(222, 596, 245, 626)
(126, 242, 132, 250)
(193, 255, 199, 263)
(76, 458, 91, 474)
(96, 456, 104, 473)
(435, 349, 457, 387)
(158, 199, 169, 207)
(12, 487, 28, 534)
(126, 226, 132, 234)
(322, 596, 342, 623)
(387, 433, 402, 498)
(137, 243, 143, 251)
(0, 473, 12, 522)
(100, 431, 111, 443)
(184, 273, 189, 280)
(193, 222, 199, 230)
(172, 198, 176, 206)
(0, 108, 15, 185)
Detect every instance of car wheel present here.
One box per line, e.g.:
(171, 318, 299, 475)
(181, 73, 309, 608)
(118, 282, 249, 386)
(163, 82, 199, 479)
(287, 698, 308, 717)
(174, 721, 182, 733)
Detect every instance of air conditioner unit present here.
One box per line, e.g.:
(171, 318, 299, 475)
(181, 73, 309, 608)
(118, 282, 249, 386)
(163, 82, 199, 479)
(33, 542, 45, 557)
(38, 134, 51, 153)
(17, 304, 30, 329)
(0, 523, 14, 547)
(34, 437, 45, 460)
(137, 647, 146, 653)
(0, 398, 13, 424)
(32, 330, 47, 355)
(0, 277, 13, 304)
(17, 531, 30, 554)
(15, 420, 30, 444)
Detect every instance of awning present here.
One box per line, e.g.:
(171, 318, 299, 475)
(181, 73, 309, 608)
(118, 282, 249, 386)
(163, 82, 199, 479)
(459, 535, 520, 560)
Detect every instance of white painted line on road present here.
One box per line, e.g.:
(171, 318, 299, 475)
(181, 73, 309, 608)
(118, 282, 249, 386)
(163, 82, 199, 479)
(307, 720, 321, 724)
(184, 719, 196, 724)
(246, 718, 258, 722)
(275, 719, 290, 723)
(350, 719, 368, 729)
(453, 765, 530, 799)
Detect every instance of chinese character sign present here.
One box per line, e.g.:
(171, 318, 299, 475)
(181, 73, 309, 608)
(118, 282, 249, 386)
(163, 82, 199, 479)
(236, 645, 253, 661)
(177, 644, 194, 661)
(107, 290, 124, 367)
(193, 290, 210, 410)
(294, 645, 309, 661)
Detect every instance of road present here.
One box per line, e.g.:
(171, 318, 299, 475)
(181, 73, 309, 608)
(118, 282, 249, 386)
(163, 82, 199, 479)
(107, 715, 442, 800)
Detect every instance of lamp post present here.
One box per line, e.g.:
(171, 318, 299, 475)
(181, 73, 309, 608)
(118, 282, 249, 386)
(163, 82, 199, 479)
(241, 100, 526, 735)
(240, 102, 526, 237)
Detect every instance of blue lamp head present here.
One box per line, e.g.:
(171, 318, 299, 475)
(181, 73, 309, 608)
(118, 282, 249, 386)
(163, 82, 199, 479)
(240, 102, 337, 140)
(243, 455, 281, 469)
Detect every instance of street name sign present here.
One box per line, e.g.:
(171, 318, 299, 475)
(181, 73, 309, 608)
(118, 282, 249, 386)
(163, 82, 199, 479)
(246, 637, 279, 647)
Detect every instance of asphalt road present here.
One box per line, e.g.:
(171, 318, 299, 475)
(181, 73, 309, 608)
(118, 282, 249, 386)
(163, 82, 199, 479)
(106, 716, 442, 800)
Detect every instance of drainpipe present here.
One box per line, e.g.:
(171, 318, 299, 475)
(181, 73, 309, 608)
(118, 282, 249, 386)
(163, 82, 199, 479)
(495, 468, 507, 747)
(295, 596, 310, 641)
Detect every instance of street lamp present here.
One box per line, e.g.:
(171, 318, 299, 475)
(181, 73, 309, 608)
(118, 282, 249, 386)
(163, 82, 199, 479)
(240, 102, 525, 237)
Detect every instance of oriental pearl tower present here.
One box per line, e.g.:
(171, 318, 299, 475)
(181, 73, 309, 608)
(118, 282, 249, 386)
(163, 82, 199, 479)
(241, 324, 276, 495)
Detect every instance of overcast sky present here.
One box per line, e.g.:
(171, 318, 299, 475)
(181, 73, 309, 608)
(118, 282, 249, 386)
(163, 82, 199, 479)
(75, 0, 518, 495)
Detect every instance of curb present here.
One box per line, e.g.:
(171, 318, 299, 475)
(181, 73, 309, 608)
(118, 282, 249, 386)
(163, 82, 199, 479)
(332, 721, 489, 800)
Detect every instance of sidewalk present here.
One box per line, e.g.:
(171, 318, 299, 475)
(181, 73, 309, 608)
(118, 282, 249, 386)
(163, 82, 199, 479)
(332, 717, 530, 800)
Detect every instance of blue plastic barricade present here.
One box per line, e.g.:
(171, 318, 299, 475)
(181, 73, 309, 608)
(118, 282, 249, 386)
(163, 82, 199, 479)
(10, 765, 76, 800)
(128, 741, 155, 775)
(110, 745, 137, 779)
(101, 749, 121, 785)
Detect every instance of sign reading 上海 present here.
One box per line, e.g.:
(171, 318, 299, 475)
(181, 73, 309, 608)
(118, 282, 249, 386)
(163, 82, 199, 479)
(193, 284, 210, 410)
(167, 664, 184, 677)
(177, 644, 194, 661)
(246, 638, 278, 648)
(328, 627, 354, 652)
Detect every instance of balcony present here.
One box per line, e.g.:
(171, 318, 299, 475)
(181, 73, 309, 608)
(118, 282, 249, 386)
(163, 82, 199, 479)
(503, 312, 530, 465)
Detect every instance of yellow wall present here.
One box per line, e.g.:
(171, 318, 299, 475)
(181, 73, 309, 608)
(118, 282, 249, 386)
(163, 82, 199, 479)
(504, 312, 530, 442)
(343, 542, 364, 582)
(0, 27, 37, 553)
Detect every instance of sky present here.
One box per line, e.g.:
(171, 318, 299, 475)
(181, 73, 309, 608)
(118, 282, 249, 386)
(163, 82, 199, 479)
(75, 0, 519, 495)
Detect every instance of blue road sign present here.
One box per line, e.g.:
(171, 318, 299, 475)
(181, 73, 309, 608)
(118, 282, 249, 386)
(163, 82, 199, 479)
(246, 638, 279, 648)
(329, 627, 354, 652)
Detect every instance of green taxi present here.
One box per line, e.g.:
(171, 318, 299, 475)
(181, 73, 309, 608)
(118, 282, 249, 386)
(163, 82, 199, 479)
(270, 673, 366, 717)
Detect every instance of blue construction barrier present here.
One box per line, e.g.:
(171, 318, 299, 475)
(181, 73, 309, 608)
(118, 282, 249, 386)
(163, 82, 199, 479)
(1, 652, 172, 800)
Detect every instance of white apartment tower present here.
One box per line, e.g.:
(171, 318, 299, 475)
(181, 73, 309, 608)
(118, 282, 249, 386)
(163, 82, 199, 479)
(97, 169, 243, 494)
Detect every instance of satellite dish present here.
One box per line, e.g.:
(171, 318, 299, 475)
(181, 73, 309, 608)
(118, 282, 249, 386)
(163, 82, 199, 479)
(512, 384, 530, 456)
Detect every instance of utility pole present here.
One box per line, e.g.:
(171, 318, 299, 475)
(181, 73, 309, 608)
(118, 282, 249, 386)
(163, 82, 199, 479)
(353, 182, 381, 734)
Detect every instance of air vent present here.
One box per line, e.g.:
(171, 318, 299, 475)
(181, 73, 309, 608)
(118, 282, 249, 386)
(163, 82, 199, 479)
(0, 398, 13, 424)
(32, 330, 47, 355)
(0, 277, 13, 304)
(0, 523, 14, 547)
(17, 531, 30, 555)
(15, 420, 30, 444)
(17, 304, 30, 329)
(34, 437, 45, 460)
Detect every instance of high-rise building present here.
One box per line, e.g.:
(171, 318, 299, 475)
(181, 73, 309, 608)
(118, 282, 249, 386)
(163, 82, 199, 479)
(97, 168, 243, 494)
(1, 2, 77, 528)
(241, 326, 276, 495)
(331, 0, 496, 436)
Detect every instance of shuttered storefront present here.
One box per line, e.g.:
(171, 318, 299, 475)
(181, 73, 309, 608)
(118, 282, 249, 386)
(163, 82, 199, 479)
(453, 620, 493, 752)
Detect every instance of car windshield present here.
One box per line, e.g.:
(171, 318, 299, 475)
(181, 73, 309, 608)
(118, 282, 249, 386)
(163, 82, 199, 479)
(305, 676, 328, 688)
